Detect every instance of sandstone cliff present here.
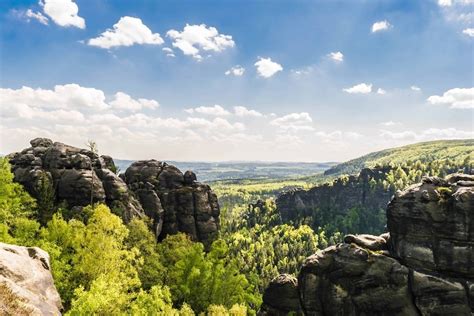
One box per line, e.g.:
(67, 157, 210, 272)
(0, 242, 62, 315)
(261, 174, 474, 315)
(276, 167, 393, 234)
(7, 138, 220, 246)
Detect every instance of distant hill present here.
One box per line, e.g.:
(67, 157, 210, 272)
(115, 160, 338, 182)
(324, 139, 474, 177)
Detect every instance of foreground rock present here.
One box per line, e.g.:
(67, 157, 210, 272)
(8, 138, 220, 245)
(262, 174, 474, 315)
(0, 242, 62, 315)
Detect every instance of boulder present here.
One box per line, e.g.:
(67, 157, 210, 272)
(0, 242, 62, 315)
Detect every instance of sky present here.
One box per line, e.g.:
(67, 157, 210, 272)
(0, 0, 473, 162)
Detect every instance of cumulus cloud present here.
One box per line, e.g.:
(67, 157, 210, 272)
(377, 88, 386, 95)
(411, 86, 421, 91)
(184, 105, 231, 116)
(254, 57, 283, 78)
(225, 66, 245, 76)
(88, 16, 164, 49)
(166, 24, 234, 60)
(371, 20, 391, 33)
(462, 28, 474, 36)
(270, 112, 313, 131)
(42, 0, 85, 29)
(0, 84, 109, 111)
(328, 51, 344, 62)
(233, 106, 262, 117)
(343, 83, 372, 94)
(0, 84, 161, 114)
(427, 87, 473, 109)
(109, 92, 159, 111)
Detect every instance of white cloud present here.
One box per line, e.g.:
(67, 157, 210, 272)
(371, 20, 391, 33)
(254, 57, 283, 78)
(411, 85, 421, 91)
(225, 66, 245, 76)
(0, 84, 109, 111)
(88, 16, 164, 49)
(462, 28, 474, 36)
(380, 121, 401, 127)
(233, 106, 262, 117)
(42, 0, 85, 29)
(377, 88, 386, 95)
(328, 51, 344, 62)
(438, 0, 453, 6)
(184, 105, 231, 116)
(110, 92, 159, 111)
(166, 24, 234, 60)
(427, 87, 473, 109)
(343, 83, 373, 94)
(0, 84, 160, 114)
(25, 9, 49, 25)
(270, 112, 313, 131)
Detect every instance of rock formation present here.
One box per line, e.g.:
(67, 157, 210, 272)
(7, 138, 220, 246)
(122, 160, 220, 245)
(0, 242, 62, 315)
(261, 174, 474, 315)
(276, 166, 393, 234)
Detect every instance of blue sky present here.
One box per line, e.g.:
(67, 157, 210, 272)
(0, 0, 473, 161)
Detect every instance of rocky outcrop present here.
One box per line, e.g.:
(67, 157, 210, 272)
(259, 274, 302, 315)
(122, 160, 220, 246)
(387, 174, 474, 279)
(0, 242, 62, 315)
(276, 166, 393, 234)
(8, 138, 145, 223)
(262, 174, 474, 315)
(7, 138, 220, 245)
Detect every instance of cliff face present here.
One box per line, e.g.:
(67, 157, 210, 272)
(0, 242, 62, 315)
(7, 138, 220, 246)
(261, 174, 474, 315)
(276, 167, 393, 234)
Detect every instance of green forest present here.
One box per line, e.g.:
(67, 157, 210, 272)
(0, 140, 473, 315)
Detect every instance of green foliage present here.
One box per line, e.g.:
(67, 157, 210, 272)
(0, 158, 36, 224)
(158, 233, 260, 313)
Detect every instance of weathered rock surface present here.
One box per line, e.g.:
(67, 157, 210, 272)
(262, 174, 474, 315)
(8, 138, 145, 222)
(7, 138, 220, 245)
(0, 242, 62, 315)
(387, 174, 474, 279)
(122, 160, 220, 246)
(276, 166, 393, 234)
(259, 274, 302, 315)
